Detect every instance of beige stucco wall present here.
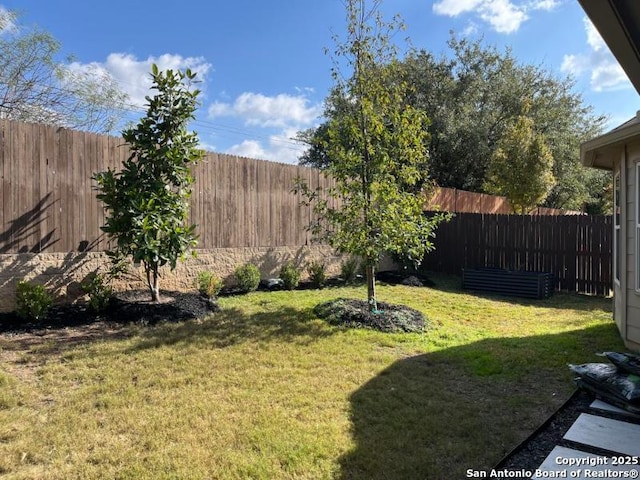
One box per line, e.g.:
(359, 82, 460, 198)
(0, 246, 398, 313)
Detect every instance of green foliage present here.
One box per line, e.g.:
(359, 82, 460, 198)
(301, 33, 609, 212)
(307, 261, 327, 288)
(279, 261, 301, 290)
(0, 10, 127, 133)
(81, 273, 113, 313)
(15, 281, 53, 321)
(195, 271, 224, 298)
(234, 264, 261, 293)
(294, 0, 447, 311)
(485, 112, 555, 214)
(340, 257, 360, 284)
(94, 64, 204, 302)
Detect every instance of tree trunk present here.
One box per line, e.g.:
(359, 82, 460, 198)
(150, 273, 160, 303)
(366, 263, 377, 312)
(145, 264, 160, 302)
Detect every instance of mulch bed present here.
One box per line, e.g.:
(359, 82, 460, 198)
(0, 290, 217, 334)
(314, 298, 428, 333)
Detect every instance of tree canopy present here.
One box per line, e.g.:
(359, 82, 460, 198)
(0, 9, 128, 133)
(299, 34, 611, 213)
(485, 110, 555, 214)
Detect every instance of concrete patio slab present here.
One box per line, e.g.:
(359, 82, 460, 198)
(563, 413, 640, 456)
(590, 399, 640, 418)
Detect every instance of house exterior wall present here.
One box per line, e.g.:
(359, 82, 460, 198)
(627, 142, 640, 350)
(613, 149, 624, 335)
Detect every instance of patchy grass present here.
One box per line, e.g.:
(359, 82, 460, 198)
(0, 274, 621, 479)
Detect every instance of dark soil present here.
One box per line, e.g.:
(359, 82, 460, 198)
(314, 298, 429, 333)
(376, 270, 435, 287)
(0, 290, 217, 334)
(496, 387, 640, 471)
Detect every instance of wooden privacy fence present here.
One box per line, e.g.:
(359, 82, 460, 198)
(426, 187, 583, 215)
(0, 119, 334, 254)
(422, 213, 612, 296)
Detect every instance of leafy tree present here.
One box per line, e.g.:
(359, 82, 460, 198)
(94, 65, 204, 302)
(401, 37, 608, 211)
(0, 9, 127, 133)
(300, 34, 610, 212)
(295, 0, 446, 312)
(484, 111, 555, 214)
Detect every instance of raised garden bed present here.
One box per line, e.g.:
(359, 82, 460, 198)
(462, 268, 554, 299)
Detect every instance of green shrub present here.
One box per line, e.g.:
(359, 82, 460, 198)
(307, 261, 327, 288)
(195, 271, 224, 298)
(279, 261, 301, 290)
(340, 257, 360, 284)
(235, 263, 261, 293)
(81, 273, 113, 313)
(15, 281, 53, 321)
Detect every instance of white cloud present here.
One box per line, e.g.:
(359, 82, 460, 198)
(69, 53, 212, 107)
(208, 91, 320, 163)
(227, 140, 267, 159)
(462, 21, 480, 36)
(529, 0, 559, 11)
(433, 0, 483, 16)
(225, 127, 307, 164)
(208, 92, 321, 129)
(479, 0, 527, 34)
(432, 0, 559, 34)
(561, 17, 631, 92)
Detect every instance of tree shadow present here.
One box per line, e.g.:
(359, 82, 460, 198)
(0, 245, 107, 306)
(0, 302, 337, 367)
(0, 192, 59, 253)
(337, 323, 623, 479)
(125, 304, 336, 353)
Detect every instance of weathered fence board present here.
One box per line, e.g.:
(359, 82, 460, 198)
(422, 212, 612, 296)
(0, 120, 330, 253)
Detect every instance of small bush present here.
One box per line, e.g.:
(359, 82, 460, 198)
(307, 261, 327, 288)
(15, 281, 53, 321)
(81, 273, 113, 313)
(340, 257, 360, 284)
(279, 261, 301, 290)
(195, 271, 223, 298)
(235, 263, 261, 293)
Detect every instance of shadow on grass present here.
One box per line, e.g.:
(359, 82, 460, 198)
(338, 322, 623, 480)
(0, 303, 335, 361)
(125, 305, 336, 353)
(425, 272, 612, 313)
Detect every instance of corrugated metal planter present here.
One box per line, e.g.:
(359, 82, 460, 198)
(462, 268, 554, 299)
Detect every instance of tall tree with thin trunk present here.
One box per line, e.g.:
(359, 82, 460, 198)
(295, 0, 446, 312)
(94, 65, 204, 302)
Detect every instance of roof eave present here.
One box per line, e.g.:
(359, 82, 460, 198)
(578, 0, 640, 96)
(581, 121, 640, 171)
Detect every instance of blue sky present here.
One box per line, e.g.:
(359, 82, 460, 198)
(2, 0, 638, 164)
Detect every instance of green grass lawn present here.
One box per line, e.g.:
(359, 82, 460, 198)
(0, 274, 622, 479)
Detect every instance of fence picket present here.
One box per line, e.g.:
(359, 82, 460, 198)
(0, 120, 333, 254)
(423, 212, 612, 296)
